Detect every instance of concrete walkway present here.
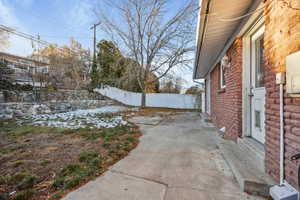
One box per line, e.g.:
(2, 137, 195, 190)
(62, 112, 264, 200)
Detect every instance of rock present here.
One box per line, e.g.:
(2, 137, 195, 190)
(0, 108, 14, 119)
(0, 92, 4, 103)
(28, 104, 51, 115)
(13, 110, 24, 118)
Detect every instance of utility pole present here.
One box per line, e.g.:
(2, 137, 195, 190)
(90, 22, 101, 88)
(33, 34, 40, 102)
(90, 22, 101, 62)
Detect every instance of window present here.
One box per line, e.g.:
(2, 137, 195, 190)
(220, 64, 226, 88)
(254, 36, 265, 88)
(255, 110, 261, 129)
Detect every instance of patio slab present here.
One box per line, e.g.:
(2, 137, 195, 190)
(62, 112, 266, 200)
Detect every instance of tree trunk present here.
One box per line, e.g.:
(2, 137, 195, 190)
(141, 92, 146, 107)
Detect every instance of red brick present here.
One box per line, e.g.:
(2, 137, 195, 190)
(207, 0, 300, 190)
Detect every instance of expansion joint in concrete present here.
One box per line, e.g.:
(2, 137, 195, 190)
(109, 169, 168, 187)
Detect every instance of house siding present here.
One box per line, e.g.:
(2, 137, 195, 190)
(264, 0, 300, 189)
(210, 39, 243, 140)
(207, 0, 300, 190)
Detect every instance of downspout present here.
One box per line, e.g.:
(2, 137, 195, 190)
(270, 72, 299, 199)
(275, 72, 286, 185)
(279, 78, 285, 185)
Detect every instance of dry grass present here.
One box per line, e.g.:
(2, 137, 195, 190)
(0, 107, 197, 200)
(0, 118, 141, 200)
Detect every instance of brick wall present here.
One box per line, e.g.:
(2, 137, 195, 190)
(264, 0, 300, 189)
(207, 0, 300, 189)
(210, 39, 243, 140)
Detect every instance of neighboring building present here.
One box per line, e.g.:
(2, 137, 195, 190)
(194, 0, 300, 196)
(0, 52, 49, 87)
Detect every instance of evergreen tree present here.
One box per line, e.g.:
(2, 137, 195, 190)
(94, 40, 159, 93)
(90, 59, 99, 88)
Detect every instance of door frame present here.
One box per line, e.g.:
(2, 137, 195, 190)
(242, 15, 265, 138)
(206, 74, 211, 115)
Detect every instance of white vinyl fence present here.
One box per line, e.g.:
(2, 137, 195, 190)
(94, 86, 200, 109)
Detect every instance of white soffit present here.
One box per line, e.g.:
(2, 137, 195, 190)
(194, 0, 261, 79)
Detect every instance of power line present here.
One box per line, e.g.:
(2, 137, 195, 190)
(0, 25, 49, 46)
(41, 35, 93, 40)
(200, 5, 265, 22)
(215, 6, 265, 22)
(0, 24, 90, 57)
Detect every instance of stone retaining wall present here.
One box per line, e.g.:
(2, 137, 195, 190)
(0, 89, 113, 119)
(0, 89, 105, 103)
(0, 100, 115, 119)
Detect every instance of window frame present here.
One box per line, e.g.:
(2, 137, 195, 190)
(220, 64, 226, 89)
(251, 29, 265, 88)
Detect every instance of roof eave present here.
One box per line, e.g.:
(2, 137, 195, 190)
(193, 0, 262, 80)
(193, 0, 211, 80)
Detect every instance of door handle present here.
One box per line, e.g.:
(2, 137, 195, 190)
(248, 87, 254, 97)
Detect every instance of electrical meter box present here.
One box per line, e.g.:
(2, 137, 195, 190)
(286, 51, 300, 96)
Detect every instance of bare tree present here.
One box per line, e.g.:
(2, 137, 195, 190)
(160, 75, 183, 94)
(32, 39, 91, 90)
(97, 0, 197, 106)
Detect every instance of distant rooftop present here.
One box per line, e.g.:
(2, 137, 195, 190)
(0, 51, 49, 66)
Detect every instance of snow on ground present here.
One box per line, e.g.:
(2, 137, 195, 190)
(20, 105, 134, 129)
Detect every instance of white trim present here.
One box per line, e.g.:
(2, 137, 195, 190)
(242, 15, 265, 138)
(220, 64, 226, 89)
(206, 74, 211, 115)
(251, 26, 265, 90)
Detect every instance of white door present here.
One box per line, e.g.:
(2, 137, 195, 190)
(250, 26, 266, 144)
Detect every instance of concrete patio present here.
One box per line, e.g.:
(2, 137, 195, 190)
(62, 112, 265, 200)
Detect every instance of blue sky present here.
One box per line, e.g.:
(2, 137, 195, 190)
(0, 0, 97, 55)
(0, 0, 197, 89)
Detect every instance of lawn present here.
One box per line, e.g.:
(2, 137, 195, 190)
(0, 110, 141, 200)
(0, 106, 192, 200)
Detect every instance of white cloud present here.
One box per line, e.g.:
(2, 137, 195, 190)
(0, 0, 33, 56)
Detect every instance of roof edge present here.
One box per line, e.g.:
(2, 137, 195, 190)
(193, 0, 262, 79)
(193, 0, 211, 79)
(204, 0, 262, 78)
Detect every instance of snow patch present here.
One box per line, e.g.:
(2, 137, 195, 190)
(20, 105, 132, 129)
